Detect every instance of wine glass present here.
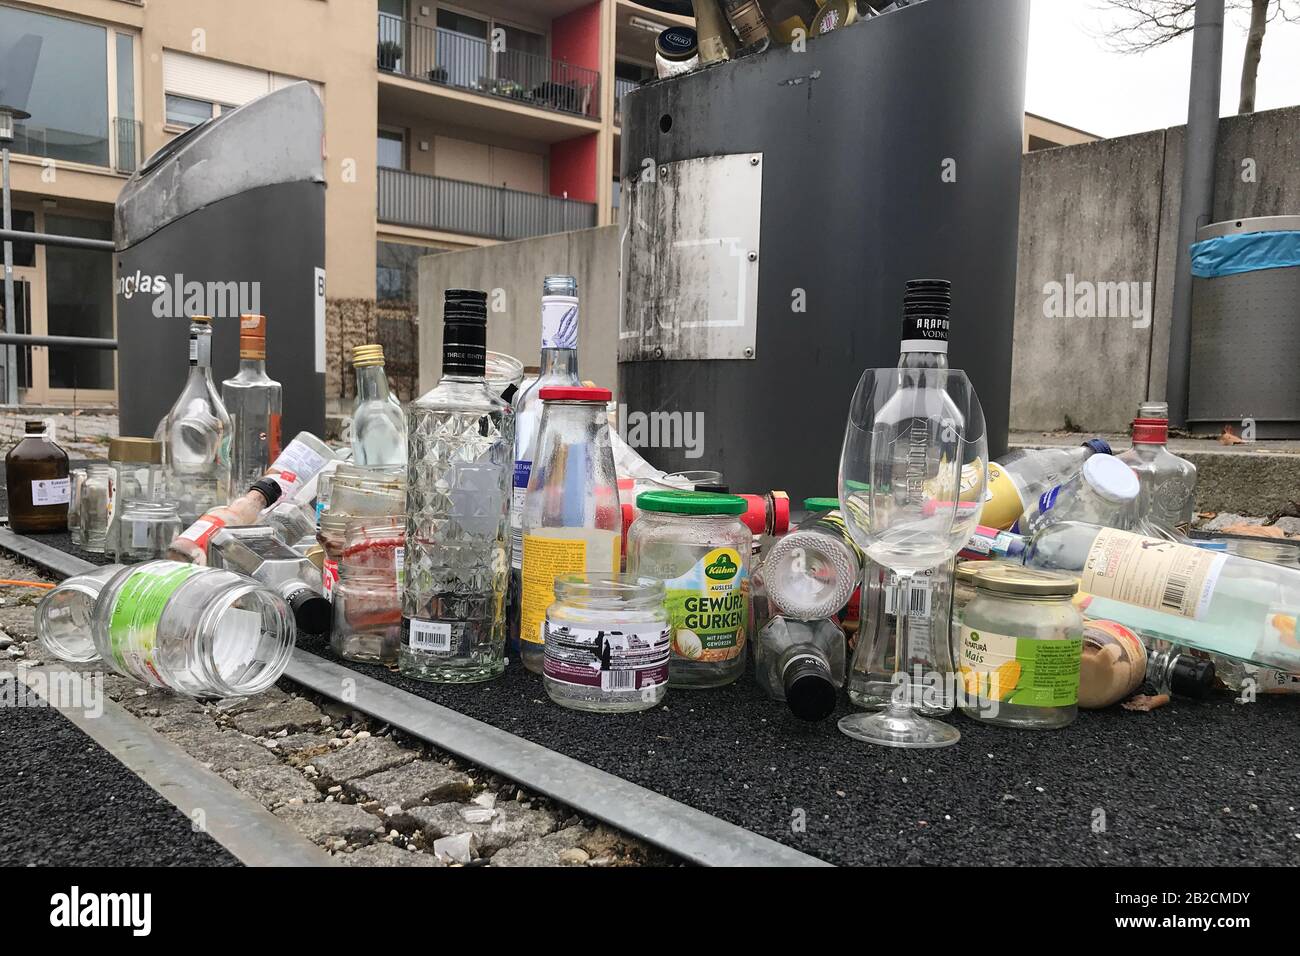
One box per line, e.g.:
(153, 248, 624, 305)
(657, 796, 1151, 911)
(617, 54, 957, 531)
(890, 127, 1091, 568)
(837, 367, 987, 748)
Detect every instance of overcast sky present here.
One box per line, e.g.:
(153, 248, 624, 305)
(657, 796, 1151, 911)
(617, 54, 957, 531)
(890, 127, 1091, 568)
(1027, 0, 1300, 137)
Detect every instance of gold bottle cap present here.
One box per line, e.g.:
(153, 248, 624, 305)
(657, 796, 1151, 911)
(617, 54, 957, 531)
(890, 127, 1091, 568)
(811, 0, 858, 36)
(109, 437, 164, 464)
(240, 313, 267, 358)
(352, 344, 386, 367)
(972, 564, 1078, 597)
(955, 560, 985, 584)
(190, 314, 212, 325)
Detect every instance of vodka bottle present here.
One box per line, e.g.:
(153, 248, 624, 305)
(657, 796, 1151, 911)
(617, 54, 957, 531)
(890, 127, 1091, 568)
(971, 520, 1300, 674)
(509, 276, 581, 643)
(1018, 453, 1139, 536)
(160, 315, 232, 523)
(402, 289, 513, 683)
(1118, 402, 1197, 536)
(350, 344, 407, 467)
(168, 478, 283, 564)
(221, 314, 282, 491)
(983, 438, 1112, 531)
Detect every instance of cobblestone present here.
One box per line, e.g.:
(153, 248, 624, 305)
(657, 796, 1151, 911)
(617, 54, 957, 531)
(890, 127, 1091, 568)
(274, 801, 384, 847)
(399, 801, 559, 856)
(221, 764, 322, 809)
(171, 729, 279, 773)
(345, 760, 474, 809)
(308, 735, 417, 785)
(338, 843, 445, 867)
(228, 696, 326, 736)
(490, 826, 590, 867)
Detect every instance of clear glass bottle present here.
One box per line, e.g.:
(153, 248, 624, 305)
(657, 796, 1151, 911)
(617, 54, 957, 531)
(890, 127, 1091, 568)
(208, 526, 332, 635)
(762, 507, 862, 619)
(543, 573, 671, 713)
(79, 464, 114, 554)
(68, 467, 88, 545)
(402, 289, 513, 683)
(105, 437, 166, 559)
(168, 477, 282, 564)
(222, 314, 283, 492)
(1018, 453, 1140, 536)
(350, 343, 407, 467)
(331, 515, 404, 664)
(1078, 619, 1216, 708)
(519, 385, 622, 674)
(755, 616, 846, 721)
(160, 315, 232, 524)
(1118, 401, 1198, 537)
(983, 439, 1113, 531)
(511, 276, 582, 645)
(5, 420, 70, 533)
(958, 564, 1084, 729)
(626, 491, 752, 689)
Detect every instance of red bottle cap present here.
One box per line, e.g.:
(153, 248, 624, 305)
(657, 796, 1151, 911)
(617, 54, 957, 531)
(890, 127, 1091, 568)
(769, 491, 790, 535)
(538, 385, 612, 402)
(1131, 418, 1168, 444)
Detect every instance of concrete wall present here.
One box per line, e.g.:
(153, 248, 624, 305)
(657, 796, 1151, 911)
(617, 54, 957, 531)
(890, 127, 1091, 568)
(1013, 104, 1300, 432)
(417, 226, 620, 393)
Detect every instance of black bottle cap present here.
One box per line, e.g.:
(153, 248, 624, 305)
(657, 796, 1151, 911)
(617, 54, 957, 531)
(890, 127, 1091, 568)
(783, 655, 838, 722)
(1170, 655, 1216, 698)
(24, 420, 44, 433)
(901, 278, 951, 344)
(287, 588, 332, 635)
(694, 483, 730, 494)
(442, 289, 488, 377)
(250, 477, 283, 506)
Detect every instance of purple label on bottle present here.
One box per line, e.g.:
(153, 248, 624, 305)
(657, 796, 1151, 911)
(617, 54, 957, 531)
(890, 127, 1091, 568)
(513, 460, 531, 491)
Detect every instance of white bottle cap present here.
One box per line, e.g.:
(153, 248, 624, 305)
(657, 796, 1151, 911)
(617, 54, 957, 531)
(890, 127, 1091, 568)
(1083, 454, 1140, 503)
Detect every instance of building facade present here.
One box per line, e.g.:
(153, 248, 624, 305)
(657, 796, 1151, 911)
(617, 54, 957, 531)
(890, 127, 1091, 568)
(0, 0, 1094, 408)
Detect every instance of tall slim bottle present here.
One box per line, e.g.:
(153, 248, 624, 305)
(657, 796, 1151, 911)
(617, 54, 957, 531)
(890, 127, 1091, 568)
(350, 344, 407, 466)
(402, 289, 514, 683)
(160, 315, 231, 524)
(509, 276, 581, 647)
(222, 314, 282, 491)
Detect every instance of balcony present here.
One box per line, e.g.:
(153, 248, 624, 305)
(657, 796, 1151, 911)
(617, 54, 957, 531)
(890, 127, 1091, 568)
(9, 116, 142, 174)
(614, 76, 638, 127)
(378, 14, 600, 121)
(378, 167, 597, 243)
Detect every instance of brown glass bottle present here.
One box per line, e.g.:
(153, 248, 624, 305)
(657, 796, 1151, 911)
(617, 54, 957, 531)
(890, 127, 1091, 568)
(6, 421, 71, 533)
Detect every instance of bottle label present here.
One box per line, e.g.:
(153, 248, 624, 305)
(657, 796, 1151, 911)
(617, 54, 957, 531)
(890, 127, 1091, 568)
(107, 562, 205, 685)
(542, 622, 671, 692)
(981, 462, 1027, 531)
(269, 438, 329, 499)
(30, 477, 71, 507)
(188, 336, 198, 364)
(510, 460, 531, 569)
(1080, 528, 1225, 622)
(322, 558, 338, 601)
(394, 546, 405, 588)
(959, 624, 1083, 708)
(520, 535, 588, 645)
(541, 297, 579, 350)
(178, 515, 226, 551)
(408, 617, 452, 653)
(663, 547, 749, 663)
(1037, 485, 1061, 515)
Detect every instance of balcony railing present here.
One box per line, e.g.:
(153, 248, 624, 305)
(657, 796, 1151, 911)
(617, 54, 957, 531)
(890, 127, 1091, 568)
(614, 76, 638, 126)
(377, 167, 597, 242)
(378, 14, 600, 120)
(8, 117, 142, 174)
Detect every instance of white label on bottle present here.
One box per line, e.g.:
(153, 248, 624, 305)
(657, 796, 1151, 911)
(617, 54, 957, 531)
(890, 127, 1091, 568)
(541, 296, 579, 349)
(270, 439, 328, 498)
(179, 518, 219, 545)
(409, 618, 451, 652)
(322, 558, 338, 601)
(131, 519, 150, 549)
(30, 477, 71, 506)
(394, 546, 405, 587)
(885, 577, 932, 619)
(1080, 527, 1225, 622)
(189, 337, 198, 363)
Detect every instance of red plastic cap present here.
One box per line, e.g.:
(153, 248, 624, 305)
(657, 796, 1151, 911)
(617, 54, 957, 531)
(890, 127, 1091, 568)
(738, 495, 766, 535)
(769, 491, 790, 535)
(538, 385, 612, 402)
(1131, 418, 1168, 444)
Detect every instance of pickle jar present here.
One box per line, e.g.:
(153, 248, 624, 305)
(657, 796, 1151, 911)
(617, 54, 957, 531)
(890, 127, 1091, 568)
(957, 565, 1083, 730)
(625, 491, 752, 689)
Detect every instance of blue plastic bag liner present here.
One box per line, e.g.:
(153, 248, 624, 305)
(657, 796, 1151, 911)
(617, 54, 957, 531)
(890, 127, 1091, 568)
(1190, 230, 1300, 278)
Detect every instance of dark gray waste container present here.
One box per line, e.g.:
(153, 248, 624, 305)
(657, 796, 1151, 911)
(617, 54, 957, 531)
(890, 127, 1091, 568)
(618, 0, 1028, 499)
(1188, 215, 1300, 439)
(114, 81, 325, 440)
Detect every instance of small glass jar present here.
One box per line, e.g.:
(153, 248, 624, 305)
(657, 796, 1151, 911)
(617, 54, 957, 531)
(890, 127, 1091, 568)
(105, 437, 166, 556)
(951, 560, 983, 665)
(68, 467, 88, 546)
(37, 565, 124, 663)
(316, 512, 350, 602)
(957, 565, 1083, 730)
(543, 574, 670, 713)
(115, 499, 184, 563)
(332, 515, 404, 664)
(327, 464, 406, 517)
(79, 464, 114, 554)
(626, 491, 752, 689)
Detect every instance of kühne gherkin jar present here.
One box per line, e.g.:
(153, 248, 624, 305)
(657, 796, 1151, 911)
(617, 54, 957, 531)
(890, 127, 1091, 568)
(626, 491, 752, 689)
(957, 565, 1083, 730)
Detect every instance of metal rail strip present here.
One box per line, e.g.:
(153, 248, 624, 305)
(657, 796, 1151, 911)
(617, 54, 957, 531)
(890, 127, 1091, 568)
(13, 664, 335, 867)
(0, 530, 831, 867)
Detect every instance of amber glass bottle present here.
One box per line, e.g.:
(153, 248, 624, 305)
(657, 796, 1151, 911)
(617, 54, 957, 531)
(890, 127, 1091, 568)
(6, 421, 71, 533)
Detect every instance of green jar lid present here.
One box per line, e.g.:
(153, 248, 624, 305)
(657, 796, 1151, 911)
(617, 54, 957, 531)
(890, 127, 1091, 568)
(802, 497, 840, 512)
(636, 490, 747, 515)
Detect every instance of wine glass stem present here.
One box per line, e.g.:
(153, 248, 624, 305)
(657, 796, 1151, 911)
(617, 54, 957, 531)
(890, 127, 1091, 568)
(888, 571, 914, 718)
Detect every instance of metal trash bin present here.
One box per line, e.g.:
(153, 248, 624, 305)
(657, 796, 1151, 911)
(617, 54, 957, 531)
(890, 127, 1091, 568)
(1189, 215, 1300, 438)
(114, 82, 326, 440)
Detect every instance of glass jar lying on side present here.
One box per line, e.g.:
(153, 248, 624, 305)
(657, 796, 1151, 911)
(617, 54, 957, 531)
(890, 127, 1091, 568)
(543, 574, 670, 713)
(332, 515, 404, 664)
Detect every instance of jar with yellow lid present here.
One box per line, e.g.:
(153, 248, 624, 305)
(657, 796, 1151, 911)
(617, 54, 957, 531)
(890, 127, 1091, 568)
(957, 565, 1083, 730)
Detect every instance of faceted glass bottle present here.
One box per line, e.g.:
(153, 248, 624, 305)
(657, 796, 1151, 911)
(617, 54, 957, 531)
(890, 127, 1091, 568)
(350, 343, 407, 467)
(5, 420, 70, 533)
(402, 289, 514, 683)
(222, 314, 283, 491)
(1118, 402, 1197, 537)
(160, 315, 232, 524)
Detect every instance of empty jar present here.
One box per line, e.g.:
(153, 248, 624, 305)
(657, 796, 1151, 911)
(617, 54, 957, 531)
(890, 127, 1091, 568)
(332, 515, 404, 664)
(37, 566, 124, 663)
(79, 464, 114, 553)
(105, 437, 166, 555)
(114, 499, 184, 563)
(68, 468, 88, 546)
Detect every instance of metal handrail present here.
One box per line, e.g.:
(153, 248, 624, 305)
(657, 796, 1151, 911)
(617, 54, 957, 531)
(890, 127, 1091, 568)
(0, 228, 115, 252)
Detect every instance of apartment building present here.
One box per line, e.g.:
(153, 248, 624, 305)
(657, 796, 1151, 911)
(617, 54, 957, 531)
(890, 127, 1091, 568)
(0, 0, 1094, 407)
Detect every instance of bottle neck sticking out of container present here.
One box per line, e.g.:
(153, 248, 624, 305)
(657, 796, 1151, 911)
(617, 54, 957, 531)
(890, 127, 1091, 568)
(897, 278, 950, 372)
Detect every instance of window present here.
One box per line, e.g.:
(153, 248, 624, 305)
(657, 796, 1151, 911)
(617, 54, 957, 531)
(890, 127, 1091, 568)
(166, 94, 215, 128)
(45, 215, 114, 391)
(377, 129, 405, 170)
(0, 6, 110, 166)
(437, 9, 489, 88)
(115, 33, 138, 171)
(7, 211, 37, 269)
(497, 25, 546, 89)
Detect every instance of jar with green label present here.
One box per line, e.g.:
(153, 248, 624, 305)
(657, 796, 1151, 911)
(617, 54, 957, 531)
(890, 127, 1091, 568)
(957, 565, 1083, 729)
(626, 491, 752, 689)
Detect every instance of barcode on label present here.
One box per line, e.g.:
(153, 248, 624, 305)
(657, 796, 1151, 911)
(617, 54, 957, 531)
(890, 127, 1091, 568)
(409, 619, 451, 652)
(886, 580, 932, 618)
(600, 670, 636, 692)
(1161, 568, 1191, 612)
